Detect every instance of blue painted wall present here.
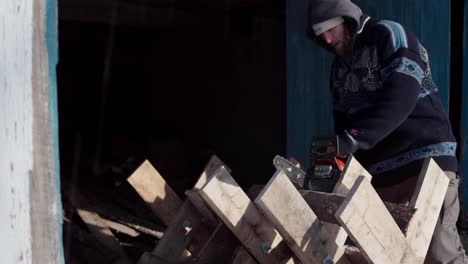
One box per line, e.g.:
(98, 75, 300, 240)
(461, 0, 468, 214)
(47, 0, 64, 261)
(287, 0, 451, 167)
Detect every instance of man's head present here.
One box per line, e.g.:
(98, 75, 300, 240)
(314, 18, 353, 57)
(308, 0, 363, 56)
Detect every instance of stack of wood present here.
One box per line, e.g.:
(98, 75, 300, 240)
(66, 154, 450, 264)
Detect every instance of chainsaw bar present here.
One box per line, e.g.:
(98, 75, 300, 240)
(273, 155, 308, 189)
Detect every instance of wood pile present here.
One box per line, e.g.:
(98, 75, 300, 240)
(63, 154, 450, 264)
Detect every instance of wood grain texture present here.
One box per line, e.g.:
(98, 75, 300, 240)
(193, 155, 231, 191)
(336, 176, 419, 264)
(255, 170, 344, 263)
(333, 156, 373, 195)
(199, 167, 291, 264)
(406, 158, 449, 262)
(185, 190, 218, 225)
(0, 0, 61, 262)
(325, 156, 373, 247)
(301, 190, 415, 233)
(127, 160, 183, 226)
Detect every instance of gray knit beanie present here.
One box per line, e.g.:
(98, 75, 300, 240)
(309, 0, 363, 31)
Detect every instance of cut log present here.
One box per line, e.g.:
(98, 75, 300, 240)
(335, 176, 419, 264)
(127, 160, 183, 226)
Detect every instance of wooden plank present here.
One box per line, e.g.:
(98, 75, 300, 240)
(185, 190, 218, 224)
(325, 156, 373, 247)
(100, 217, 140, 237)
(127, 160, 183, 226)
(405, 158, 450, 262)
(191, 223, 241, 264)
(76, 207, 131, 264)
(333, 156, 373, 197)
(255, 170, 345, 263)
(199, 166, 292, 264)
(335, 176, 419, 264)
(76, 189, 165, 239)
(152, 201, 197, 262)
(152, 156, 228, 261)
(193, 155, 231, 191)
(301, 191, 416, 233)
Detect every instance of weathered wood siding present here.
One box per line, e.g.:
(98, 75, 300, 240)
(0, 0, 61, 262)
(287, 0, 450, 167)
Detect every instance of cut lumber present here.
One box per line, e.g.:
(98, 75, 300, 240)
(152, 156, 229, 261)
(333, 155, 373, 195)
(127, 160, 183, 226)
(301, 190, 416, 233)
(405, 158, 450, 262)
(255, 170, 344, 263)
(185, 190, 218, 225)
(152, 200, 196, 262)
(326, 156, 373, 247)
(335, 176, 419, 264)
(100, 216, 141, 237)
(199, 166, 292, 264)
(191, 223, 241, 264)
(193, 155, 232, 191)
(89, 201, 164, 239)
(76, 207, 131, 264)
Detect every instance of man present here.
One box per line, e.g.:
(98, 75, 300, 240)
(308, 0, 468, 263)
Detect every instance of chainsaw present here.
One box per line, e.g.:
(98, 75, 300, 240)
(273, 136, 346, 192)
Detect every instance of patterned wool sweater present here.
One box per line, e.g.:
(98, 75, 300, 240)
(331, 18, 457, 186)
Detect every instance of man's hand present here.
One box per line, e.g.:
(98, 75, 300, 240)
(311, 136, 338, 159)
(287, 157, 302, 169)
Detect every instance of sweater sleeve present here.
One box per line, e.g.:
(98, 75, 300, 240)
(338, 21, 425, 154)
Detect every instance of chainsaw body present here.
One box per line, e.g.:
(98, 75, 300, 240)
(273, 155, 346, 192)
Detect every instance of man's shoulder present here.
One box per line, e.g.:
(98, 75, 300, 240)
(365, 19, 407, 39)
(363, 19, 420, 54)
